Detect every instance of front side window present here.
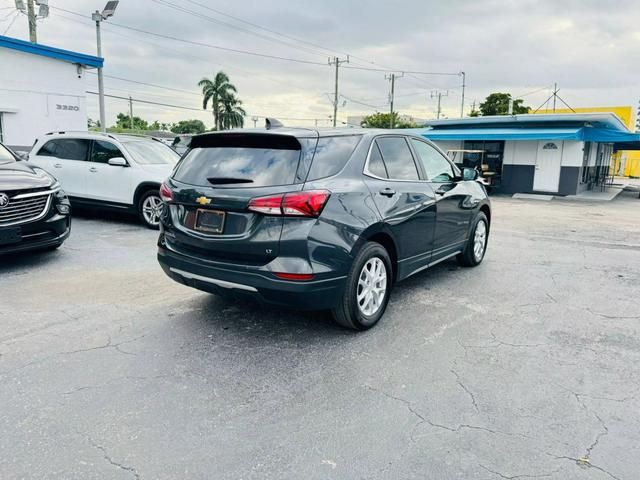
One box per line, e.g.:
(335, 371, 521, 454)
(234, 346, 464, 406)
(411, 139, 455, 182)
(375, 137, 419, 180)
(91, 140, 125, 164)
(38, 139, 90, 161)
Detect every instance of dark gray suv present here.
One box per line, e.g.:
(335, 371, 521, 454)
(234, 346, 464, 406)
(157, 127, 491, 330)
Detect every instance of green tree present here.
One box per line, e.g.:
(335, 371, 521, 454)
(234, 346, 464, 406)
(87, 118, 100, 129)
(219, 95, 246, 130)
(477, 93, 529, 116)
(360, 112, 418, 129)
(170, 119, 207, 134)
(114, 112, 149, 130)
(198, 71, 245, 130)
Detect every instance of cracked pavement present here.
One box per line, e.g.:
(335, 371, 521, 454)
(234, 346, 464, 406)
(1, 192, 639, 479)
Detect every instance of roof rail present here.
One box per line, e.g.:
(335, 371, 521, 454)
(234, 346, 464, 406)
(44, 130, 117, 140)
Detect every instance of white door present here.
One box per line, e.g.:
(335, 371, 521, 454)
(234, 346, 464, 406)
(85, 139, 134, 205)
(533, 141, 562, 192)
(30, 138, 89, 197)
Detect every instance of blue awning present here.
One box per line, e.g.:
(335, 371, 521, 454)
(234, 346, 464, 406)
(418, 126, 640, 150)
(0, 35, 103, 68)
(420, 127, 583, 141)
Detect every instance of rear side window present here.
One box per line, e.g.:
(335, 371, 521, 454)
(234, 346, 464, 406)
(307, 135, 361, 180)
(367, 142, 388, 178)
(375, 137, 419, 180)
(174, 147, 301, 187)
(38, 139, 89, 161)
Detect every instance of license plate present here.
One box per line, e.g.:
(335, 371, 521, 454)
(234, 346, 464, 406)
(0, 227, 21, 246)
(195, 209, 225, 234)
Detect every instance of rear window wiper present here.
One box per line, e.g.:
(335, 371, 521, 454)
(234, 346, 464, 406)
(207, 177, 254, 185)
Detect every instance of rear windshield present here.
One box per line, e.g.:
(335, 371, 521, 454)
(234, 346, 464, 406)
(173, 147, 302, 187)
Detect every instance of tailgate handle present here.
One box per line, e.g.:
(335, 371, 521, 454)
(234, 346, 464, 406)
(89, 167, 98, 173)
(53, 163, 62, 168)
(380, 188, 396, 197)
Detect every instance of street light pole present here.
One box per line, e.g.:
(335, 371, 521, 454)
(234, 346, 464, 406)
(460, 71, 466, 118)
(93, 11, 106, 132)
(92, 2, 119, 133)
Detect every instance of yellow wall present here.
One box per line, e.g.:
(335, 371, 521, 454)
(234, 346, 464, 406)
(534, 106, 640, 177)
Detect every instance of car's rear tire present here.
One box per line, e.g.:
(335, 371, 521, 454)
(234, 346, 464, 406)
(457, 212, 489, 267)
(138, 190, 162, 230)
(332, 242, 392, 331)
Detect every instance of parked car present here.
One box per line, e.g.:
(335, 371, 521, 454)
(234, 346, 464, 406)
(0, 141, 71, 255)
(157, 128, 491, 330)
(29, 132, 180, 228)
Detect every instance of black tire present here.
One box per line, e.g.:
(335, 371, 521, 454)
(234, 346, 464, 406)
(457, 212, 489, 267)
(331, 242, 393, 331)
(138, 190, 162, 230)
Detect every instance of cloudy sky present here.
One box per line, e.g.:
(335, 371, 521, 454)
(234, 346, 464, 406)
(2, 0, 639, 128)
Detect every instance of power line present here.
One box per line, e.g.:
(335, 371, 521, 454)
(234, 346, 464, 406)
(86, 71, 202, 97)
(50, 6, 464, 76)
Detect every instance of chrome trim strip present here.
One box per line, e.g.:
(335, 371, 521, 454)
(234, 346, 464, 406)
(0, 195, 52, 227)
(11, 188, 60, 200)
(169, 267, 258, 292)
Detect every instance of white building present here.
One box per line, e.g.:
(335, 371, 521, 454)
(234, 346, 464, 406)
(0, 35, 102, 152)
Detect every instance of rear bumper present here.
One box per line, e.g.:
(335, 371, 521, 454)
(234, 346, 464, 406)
(0, 214, 70, 255)
(157, 245, 346, 310)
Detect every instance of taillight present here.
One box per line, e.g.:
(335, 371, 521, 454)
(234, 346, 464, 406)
(248, 190, 330, 217)
(159, 182, 174, 202)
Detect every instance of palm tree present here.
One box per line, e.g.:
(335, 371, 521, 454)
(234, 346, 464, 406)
(220, 93, 246, 130)
(198, 71, 238, 130)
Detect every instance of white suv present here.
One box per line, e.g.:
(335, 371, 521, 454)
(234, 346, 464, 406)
(29, 132, 180, 228)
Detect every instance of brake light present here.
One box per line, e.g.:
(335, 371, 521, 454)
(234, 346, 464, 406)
(159, 182, 174, 202)
(248, 190, 330, 217)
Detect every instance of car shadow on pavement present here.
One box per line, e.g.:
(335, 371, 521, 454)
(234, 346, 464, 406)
(0, 247, 64, 273)
(71, 207, 141, 227)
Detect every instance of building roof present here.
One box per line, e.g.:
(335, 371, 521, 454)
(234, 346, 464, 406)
(0, 35, 103, 68)
(421, 113, 630, 132)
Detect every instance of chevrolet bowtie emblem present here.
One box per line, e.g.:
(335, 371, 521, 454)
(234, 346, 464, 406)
(196, 196, 211, 205)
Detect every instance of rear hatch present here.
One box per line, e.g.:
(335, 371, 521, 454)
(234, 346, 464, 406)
(165, 132, 317, 265)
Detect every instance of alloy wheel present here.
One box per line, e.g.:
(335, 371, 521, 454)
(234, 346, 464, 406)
(142, 194, 162, 227)
(473, 219, 487, 261)
(357, 257, 387, 316)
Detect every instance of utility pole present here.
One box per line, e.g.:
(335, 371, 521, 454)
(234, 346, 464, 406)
(92, 2, 119, 133)
(14, 0, 49, 43)
(251, 116, 259, 128)
(385, 72, 404, 128)
(460, 71, 466, 118)
(431, 90, 449, 119)
(26, 0, 36, 42)
(328, 56, 349, 127)
(128, 95, 134, 130)
(553, 82, 558, 112)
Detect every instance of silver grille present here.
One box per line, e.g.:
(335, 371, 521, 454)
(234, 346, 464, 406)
(0, 193, 51, 226)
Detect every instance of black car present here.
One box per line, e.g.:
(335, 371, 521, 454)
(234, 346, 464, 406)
(0, 142, 71, 255)
(157, 128, 491, 330)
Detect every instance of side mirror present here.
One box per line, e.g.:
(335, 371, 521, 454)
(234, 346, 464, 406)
(14, 151, 28, 161)
(462, 167, 478, 181)
(108, 157, 128, 167)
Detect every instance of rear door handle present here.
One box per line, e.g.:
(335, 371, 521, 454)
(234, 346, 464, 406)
(380, 188, 396, 197)
(89, 167, 98, 173)
(53, 163, 62, 168)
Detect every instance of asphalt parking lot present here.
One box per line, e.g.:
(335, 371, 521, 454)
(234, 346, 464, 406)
(1, 193, 639, 480)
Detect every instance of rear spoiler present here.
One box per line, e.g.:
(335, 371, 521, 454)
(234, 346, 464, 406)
(189, 133, 301, 150)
